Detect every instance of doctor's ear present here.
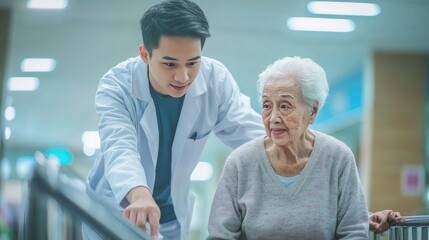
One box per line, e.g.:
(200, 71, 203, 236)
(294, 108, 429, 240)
(139, 45, 150, 64)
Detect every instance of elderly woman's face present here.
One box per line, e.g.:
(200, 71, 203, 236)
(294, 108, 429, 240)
(262, 77, 314, 146)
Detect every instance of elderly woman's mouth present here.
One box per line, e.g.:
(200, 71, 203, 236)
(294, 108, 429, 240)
(271, 128, 287, 135)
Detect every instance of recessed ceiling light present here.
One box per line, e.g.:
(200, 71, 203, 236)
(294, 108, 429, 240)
(5, 106, 16, 121)
(287, 17, 355, 32)
(7, 77, 39, 91)
(308, 1, 380, 16)
(21, 58, 56, 72)
(27, 0, 68, 9)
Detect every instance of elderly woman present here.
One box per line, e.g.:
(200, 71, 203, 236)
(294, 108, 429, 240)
(207, 56, 369, 239)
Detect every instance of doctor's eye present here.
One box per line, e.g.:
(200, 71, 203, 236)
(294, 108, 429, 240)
(163, 62, 176, 68)
(186, 61, 198, 67)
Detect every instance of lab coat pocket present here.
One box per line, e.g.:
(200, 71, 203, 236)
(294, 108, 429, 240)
(183, 133, 210, 175)
(172, 133, 210, 197)
(188, 131, 210, 141)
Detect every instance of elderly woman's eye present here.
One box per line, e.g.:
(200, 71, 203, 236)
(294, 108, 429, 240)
(281, 104, 288, 109)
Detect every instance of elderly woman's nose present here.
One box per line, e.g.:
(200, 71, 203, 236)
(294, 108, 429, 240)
(270, 108, 281, 122)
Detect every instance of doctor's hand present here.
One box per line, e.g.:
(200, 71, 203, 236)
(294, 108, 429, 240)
(370, 210, 402, 234)
(124, 186, 160, 240)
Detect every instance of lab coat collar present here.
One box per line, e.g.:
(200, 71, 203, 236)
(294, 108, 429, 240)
(131, 56, 207, 103)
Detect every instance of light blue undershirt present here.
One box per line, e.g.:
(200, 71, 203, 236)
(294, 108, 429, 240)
(277, 174, 300, 188)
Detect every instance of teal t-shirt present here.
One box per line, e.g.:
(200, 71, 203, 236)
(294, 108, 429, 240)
(150, 84, 185, 224)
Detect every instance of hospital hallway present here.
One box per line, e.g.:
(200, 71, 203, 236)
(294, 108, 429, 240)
(2, 0, 429, 239)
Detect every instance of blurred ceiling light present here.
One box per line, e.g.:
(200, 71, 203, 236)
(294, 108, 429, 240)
(5, 127, 11, 140)
(7, 77, 39, 91)
(1, 158, 11, 180)
(21, 58, 56, 72)
(5, 106, 16, 121)
(82, 131, 100, 149)
(27, 0, 68, 9)
(83, 145, 96, 157)
(287, 17, 355, 32)
(46, 147, 73, 165)
(191, 162, 213, 181)
(308, 1, 380, 16)
(16, 156, 35, 179)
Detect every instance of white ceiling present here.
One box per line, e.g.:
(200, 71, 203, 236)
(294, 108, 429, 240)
(1, 0, 429, 160)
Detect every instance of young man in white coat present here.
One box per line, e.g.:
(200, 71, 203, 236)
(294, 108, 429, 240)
(85, 0, 264, 239)
(85, 0, 401, 239)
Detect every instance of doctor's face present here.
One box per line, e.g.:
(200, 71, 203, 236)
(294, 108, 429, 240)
(139, 36, 202, 97)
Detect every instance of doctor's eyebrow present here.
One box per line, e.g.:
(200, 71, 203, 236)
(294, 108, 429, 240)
(161, 56, 201, 61)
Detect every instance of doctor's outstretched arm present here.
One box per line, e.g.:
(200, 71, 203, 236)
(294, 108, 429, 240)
(123, 186, 160, 240)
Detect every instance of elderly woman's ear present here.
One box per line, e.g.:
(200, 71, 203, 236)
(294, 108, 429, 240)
(309, 101, 319, 124)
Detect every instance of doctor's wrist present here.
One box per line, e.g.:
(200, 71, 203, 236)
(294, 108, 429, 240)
(126, 186, 152, 203)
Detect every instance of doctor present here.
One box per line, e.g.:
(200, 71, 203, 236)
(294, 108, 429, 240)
(86, 0, 264, 239)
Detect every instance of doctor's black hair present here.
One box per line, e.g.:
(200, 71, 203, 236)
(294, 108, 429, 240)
(140, 0, 211, 56)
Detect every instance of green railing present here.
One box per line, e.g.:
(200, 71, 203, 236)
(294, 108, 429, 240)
(19, 152, 150, 240)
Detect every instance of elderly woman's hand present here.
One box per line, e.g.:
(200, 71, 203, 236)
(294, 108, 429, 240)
(370, 210, 402, 234)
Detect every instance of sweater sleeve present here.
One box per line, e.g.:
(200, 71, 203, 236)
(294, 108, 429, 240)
(336, 153, 369, 239)
(207, 157, 242, 239)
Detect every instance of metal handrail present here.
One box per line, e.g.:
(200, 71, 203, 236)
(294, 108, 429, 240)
(371, 216, 429, 240)
(391, 215, 429, 227)
(19, 152, 151, 240)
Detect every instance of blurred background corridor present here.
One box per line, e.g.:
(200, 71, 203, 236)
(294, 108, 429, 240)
(0, 0, 428, 239)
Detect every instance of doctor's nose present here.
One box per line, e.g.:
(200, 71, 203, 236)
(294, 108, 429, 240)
(174, 68, 189, 83)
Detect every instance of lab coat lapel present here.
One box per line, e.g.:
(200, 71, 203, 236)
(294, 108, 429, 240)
(132, 58, 159, 167)
(140, 102, 159, 166)
(171, 73, 206, 174)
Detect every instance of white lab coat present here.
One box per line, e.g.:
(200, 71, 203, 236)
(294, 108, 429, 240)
(87, 56, 264, 239)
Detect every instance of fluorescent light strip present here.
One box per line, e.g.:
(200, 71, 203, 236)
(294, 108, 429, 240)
(21, 58, 56, 72)
(287, 17, 355, 32)
(308, 1, 380, 16)
(7, 77, 40, 91)
(27, 0, 68, 9)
